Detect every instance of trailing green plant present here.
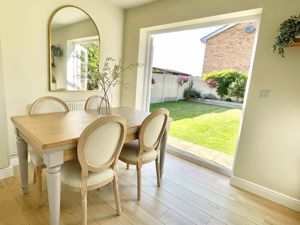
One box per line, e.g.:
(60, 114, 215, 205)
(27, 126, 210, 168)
(228, 76, 247, 102)
(183, 80, 201, 99)
(273, 14, 300, 57)
(203, 70, 247, 99)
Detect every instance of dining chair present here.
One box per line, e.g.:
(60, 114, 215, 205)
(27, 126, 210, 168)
(119, 108, 169, 200)
(61, 116, 127, 225)
(29, 96, 69, 205)
(84, 95, 107, 111)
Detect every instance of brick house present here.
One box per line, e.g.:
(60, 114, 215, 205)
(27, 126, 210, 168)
(201, 22, 257, 74)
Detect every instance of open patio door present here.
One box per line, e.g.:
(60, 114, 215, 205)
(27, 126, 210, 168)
(146, 19, 260, 175)
(145, 37, 154, 112)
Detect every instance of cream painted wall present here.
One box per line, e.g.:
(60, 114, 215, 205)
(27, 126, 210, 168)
(0, 38, 9, 168)
(0, 0, 124, 157)
(122, 0, 300, 200)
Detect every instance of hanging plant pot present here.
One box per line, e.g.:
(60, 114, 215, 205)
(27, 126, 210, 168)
(273, 14, 300, 57)
(289, 35, 300, 47)
(51, 45, 63, 67)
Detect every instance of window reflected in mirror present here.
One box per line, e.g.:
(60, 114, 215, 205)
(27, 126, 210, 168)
(49, 6, 100, 91)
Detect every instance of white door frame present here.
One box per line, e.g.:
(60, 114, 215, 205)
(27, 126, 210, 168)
(144, 37, 154, 112)
(138, 8, 262, 112)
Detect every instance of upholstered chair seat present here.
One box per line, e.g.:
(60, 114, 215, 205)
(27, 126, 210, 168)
(120, 141, 158, 164)
(61, 160, 114, 191)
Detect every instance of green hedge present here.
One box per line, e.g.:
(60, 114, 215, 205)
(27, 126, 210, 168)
(203, 70, 247, 100)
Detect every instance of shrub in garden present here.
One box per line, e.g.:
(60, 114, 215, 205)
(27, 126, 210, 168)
(228, 76, 247, 102)
(203, 70, 247, 100)
(225, 97, 232, 102)
(201, 93, 218, 100)
(184, 89, 201, 98)
(183, 81, 201, 99)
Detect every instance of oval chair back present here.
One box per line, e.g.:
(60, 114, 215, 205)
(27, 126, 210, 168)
(77, 116, 127, 176)
(29, 96, 69, 115)
(138, 108, 169, 154)
(28, 96, 69, 206)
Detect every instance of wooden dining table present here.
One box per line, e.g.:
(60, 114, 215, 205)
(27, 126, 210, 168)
(11, 107, 171, 225)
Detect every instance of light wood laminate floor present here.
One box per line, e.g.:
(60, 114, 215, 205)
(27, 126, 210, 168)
(1, 153, 300, 225)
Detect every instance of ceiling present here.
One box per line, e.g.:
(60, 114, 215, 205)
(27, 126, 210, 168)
(106, 0, 156, 9)
(51, 1, 156, 29)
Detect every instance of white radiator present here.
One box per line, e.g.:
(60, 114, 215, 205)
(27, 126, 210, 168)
(65, 101, 86, 111)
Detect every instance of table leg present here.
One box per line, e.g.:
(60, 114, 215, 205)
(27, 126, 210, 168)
(43, 151, 63, 225)
(16, 135, 28, 194)
(47, 166, 61, 225)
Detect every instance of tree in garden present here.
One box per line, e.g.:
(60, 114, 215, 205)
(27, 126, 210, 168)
(228, 76, 247, 102)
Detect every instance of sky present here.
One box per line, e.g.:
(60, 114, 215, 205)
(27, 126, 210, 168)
(152, 26, 222, 77)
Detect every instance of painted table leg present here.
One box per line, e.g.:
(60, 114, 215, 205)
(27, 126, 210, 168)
(47, 166, 61, 225)
(44, 151, 63, 225)
(16, 135, 28, 194)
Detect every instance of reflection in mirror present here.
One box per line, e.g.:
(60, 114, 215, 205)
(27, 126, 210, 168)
(49, 6, 100, 91)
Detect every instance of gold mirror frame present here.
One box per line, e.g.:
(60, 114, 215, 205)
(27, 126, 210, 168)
(48, 5, 101, 92)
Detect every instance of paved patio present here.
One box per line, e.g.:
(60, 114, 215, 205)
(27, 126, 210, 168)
(167, 136, 234, 169)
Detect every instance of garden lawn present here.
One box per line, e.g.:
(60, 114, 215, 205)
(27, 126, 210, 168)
(150, 100, 241, 155)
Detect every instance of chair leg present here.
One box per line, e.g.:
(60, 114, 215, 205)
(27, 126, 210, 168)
(126, 163, 129, 170)
(136, 164, 142, 200)
(36, 166, 43, 206)
(81, 192, 87, 225)
(155, 157, 161, 187)
(112, 174, 121, 215)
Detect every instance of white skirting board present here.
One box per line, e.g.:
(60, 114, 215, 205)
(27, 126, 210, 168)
(230, 176, 300, 212)
(0, 165, 13, 180)
(0, 154, 27, 180)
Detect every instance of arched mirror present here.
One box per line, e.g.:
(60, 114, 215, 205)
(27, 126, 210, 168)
(48, 6, 100, 91)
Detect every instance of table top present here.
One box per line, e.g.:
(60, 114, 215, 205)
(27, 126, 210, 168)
(11, 107, 150, 151)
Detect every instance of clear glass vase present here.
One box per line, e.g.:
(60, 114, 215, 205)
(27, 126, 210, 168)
(97, 89, 112, 117)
